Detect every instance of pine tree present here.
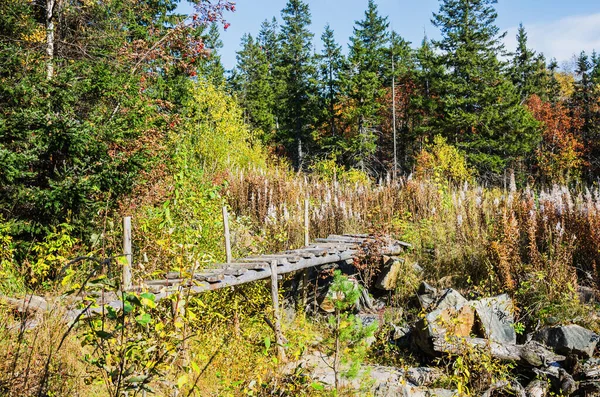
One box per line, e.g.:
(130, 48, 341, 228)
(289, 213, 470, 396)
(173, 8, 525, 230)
(410, 36, 444, 158)
(510, 24, 546, 101)
(343, 0, 390, 173)
(276, 0, 317, 170)
(432, 0, 539, 178)
(572, 51, 600, 177)
(317, 24, 345, 145)
(199, 23, 226, 86)
(258, 18, 280, 73)
(231, 34, 276, 142)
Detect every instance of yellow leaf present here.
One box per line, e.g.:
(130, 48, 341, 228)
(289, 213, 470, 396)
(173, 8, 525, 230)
(177, 374, 188, 389)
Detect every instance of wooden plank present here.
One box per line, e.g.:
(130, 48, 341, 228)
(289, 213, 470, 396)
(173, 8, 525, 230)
(286, 250, 315, 259)
(212, 262, 270, 270)
(203, 267, 247, 277)
(291, 248, 329, 257)
(315, 238, 361, 244)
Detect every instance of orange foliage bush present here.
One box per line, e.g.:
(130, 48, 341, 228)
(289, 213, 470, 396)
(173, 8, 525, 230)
(526, 94, 585, 183)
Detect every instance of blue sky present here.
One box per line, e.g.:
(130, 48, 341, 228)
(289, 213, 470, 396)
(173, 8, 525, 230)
(178, 0, 600, 70)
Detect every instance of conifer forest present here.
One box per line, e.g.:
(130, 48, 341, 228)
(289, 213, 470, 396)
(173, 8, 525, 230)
(2, 0, 600, 395)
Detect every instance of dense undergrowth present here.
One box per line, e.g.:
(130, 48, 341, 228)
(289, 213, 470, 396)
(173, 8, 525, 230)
(1, 80, 599, 396)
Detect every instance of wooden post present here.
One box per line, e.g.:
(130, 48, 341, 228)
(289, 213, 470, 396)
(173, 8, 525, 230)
(122, 216, 132, 291)
(304, 199, 310, 247)
(222, 206, 232, 264)
(270, 260, 286, 361)
(302, 199, 310, 309)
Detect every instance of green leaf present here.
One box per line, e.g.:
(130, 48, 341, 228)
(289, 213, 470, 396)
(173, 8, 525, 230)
(310, 382, 325, 391)
(136, 313, 152, 326)
(123, 301, 134, 314)
(95, 330, 113, 340)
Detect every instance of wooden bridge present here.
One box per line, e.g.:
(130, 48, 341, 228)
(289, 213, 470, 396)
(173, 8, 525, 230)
(141, 234, 409, 297)
(67, 234, 408, 320)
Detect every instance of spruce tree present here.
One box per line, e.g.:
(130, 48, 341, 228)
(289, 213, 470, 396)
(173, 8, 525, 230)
(258, 18, 280, 73)
(432, 0, 539, 178)
(411, 36, 444, 155)
(317, 24, 345, 144)
(276, 0, 317, 170)
(510, 24, 547, 101)
(231, 34, 276, 142)
(572, 51, 600, 177)
(199, 23, 226, 86)
(343, 0, 389, 173)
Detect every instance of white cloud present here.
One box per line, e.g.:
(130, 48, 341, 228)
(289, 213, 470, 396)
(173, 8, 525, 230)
(504, 13, 600, 69)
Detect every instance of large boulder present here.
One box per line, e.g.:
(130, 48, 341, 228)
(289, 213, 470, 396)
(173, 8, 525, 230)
(417, 282, 438, 310)
(1, 295, 48, 313)
(406, 367, 444, 387)
(414, 289, 475, 355)
(375, 257, 405, 291)
(533, 324, 599, 358)
(471, 294, 516, 344)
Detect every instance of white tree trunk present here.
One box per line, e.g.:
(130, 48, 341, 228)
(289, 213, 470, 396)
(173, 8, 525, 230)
(46, 0, 56, 80)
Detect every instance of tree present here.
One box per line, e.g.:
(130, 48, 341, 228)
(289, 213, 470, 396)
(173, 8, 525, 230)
(572, 51, 600, 178)
(276, 0, 317, 170)
(343, 0, 389, 173)
(432, 0, 539, 179)
(526, 95, 584, 183)
(379, 31, 414, 174)
(322, 271, 377, 392)
(316, 24, 345, 148)
(199, 23, 226, 86)
(231, 34, 276, 142)
(410, 36, 444, 155)
(258, 18, 280, 74)
(509, 24, 551, 101)
(0, 0, 235, 248)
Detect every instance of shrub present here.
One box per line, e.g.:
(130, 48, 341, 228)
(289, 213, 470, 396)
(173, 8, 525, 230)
(414, 135, 474, 187)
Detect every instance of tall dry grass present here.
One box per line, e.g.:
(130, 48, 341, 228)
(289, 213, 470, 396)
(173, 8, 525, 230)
(226, 167, 600, 324)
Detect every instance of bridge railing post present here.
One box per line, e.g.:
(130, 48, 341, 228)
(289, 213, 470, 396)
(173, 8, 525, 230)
(270, 260, 286, 362)
(222, 206, 232, 264)
(302, 199, 310, 309)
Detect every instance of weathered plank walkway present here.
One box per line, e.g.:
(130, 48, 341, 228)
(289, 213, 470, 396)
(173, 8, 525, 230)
(142, 234, 409, 297)
(65, 234, 409, 321)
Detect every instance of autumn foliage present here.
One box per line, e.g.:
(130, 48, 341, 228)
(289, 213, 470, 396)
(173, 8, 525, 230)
(526, 95, 585, 183)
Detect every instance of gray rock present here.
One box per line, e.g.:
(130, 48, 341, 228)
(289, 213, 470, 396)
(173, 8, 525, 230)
(481, 380, 526, 397)
(406, 367, 443, 387)
(583, 358, 600, 379)
(412, 263, 424, 274)
(558, 368, 577, 395)
(417, 282, 438, 310)
(375, 257, 405, 291)
(358, 313, 380, 347)
(578, 286, 597, 304)
(397, 385, 458, 397)
(534, 324, 599, 358)
(391, 324, 412, 348)
(414, 289, 475, 355)
(471, 294, 516, 344)
(2, 295, 48, 313)
(525, 379, 549, 397)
